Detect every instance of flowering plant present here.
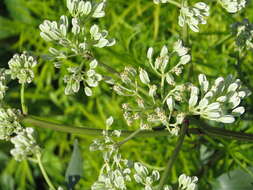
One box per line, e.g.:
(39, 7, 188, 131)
(0, 0, 253, 189)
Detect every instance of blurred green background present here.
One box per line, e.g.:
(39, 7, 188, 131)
(1, 0, 253, 189)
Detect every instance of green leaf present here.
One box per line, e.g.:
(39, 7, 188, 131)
(212, 168, 253, 190)
(4, 0, 34, 24)
(65, 139, 83, 184)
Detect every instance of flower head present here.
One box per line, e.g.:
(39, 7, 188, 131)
(10, 127, 40, 161)
(179, 2, 210, 32)
(231, 19, 253, 51)
(178, 174, 198, 190)
(0, 108, 22, 140)
(219, 0, 246, 13)
(189, 74, 251, 123)
(0, 69, 8, 100)
(6, 52, 37, 84)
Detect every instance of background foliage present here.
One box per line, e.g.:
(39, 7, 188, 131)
(1, 0, 253, 189)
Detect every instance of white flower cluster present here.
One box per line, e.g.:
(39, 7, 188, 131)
(189, 74, 251, 123)
(219, 0, 246, 13)
(40, 0, 114, 97)
(133, 162, 160, 190)
(114, 41, 190, 134)
(163, 174, 198, 190)
(0, 108, 22, 140)
(63, 59, 102, 96)
(231, 19, 253, 51)
(179, 2, 209, 32)
(90, 118, 131, 190)
(6, 52, 37, 84)
(178, 174, 198, 190)
(0, 69, 8, 100)
(67, 0, 106, 18)
(10, 127, 40, 161)
(147, 40, 191, 78)
(39, 0, 115, 60)
(91, 117, 161, 190)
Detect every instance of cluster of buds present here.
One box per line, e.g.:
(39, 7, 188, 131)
(90, 24, 116, 48)
(147, 40, 191, 78)
(67, 0, 106, 18)
(133, 162, 160, 190)
(39, 0, 115, 62)
(63, 59, 102, 96)
(90, 117, 131, 190)
(178, 2, 210, 32)
(178, 174, 198, 190)
(219, 0, 246, 13)
(39, 0, 114, 97)
(6, 52, 37, 84)
(114, 41, 191, 134)
(10, 127, 40, 161)
(0, 108, 22, 140)
(189, 74, 251, 123)
(0, 69, 8, 100)
(231, 19, 253, 51)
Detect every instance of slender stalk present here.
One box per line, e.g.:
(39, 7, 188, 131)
(167, 0, 181, 8)
(161, 74, 165, 99)
(36, 153, 56, 190)
(116, 129, 142, 147)
(157, 121, 188, 189)
(21, 115, 253, 142)
(20, 83, 28, 115)
(181, 0, 188, 45)
(98, 62, 120, 76)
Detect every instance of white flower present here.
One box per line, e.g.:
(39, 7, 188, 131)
(178, 174, 198, 190)
(179, 2, 210, 32)
(92, 0, 106, 18)
(232, 19, 253, 51)
(10, 127, 40, 161)
(90, 24, 116, 48)
(139, 68, 150, 85)
(189, 74, 251, 123)
(6, 52, 37, 84)
(134, 162, 160, 190)
(67, 0, 93, 17)
(0, 69, 8, 100)
(219, 0, 246, 13)
(0, 108, 22, 140)
(63, 67, 83, 95)
(39, 18, 67, 42)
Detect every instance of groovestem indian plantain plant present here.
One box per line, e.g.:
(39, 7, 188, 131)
(0, 0, 253, 189)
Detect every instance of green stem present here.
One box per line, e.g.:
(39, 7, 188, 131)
(167, 0, 181, 8)
(116, 129, 142, 147)
(181, 0, 188, 45)
(20, 83, 28, 115)
(21, 115, 253, 142)
(157, 121, 188, 189)
(36, 153, 56, 190)
(161, 74, 165, 99)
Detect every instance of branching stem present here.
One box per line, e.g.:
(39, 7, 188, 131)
(157, 121, 188, 189)
(22, 115, 253, 142)
(116, 129, 142, 147)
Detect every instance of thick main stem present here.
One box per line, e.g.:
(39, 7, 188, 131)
(157, 121, 188, 189)
(22, 115, 253, 142)
(36, 153, 56, 190)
